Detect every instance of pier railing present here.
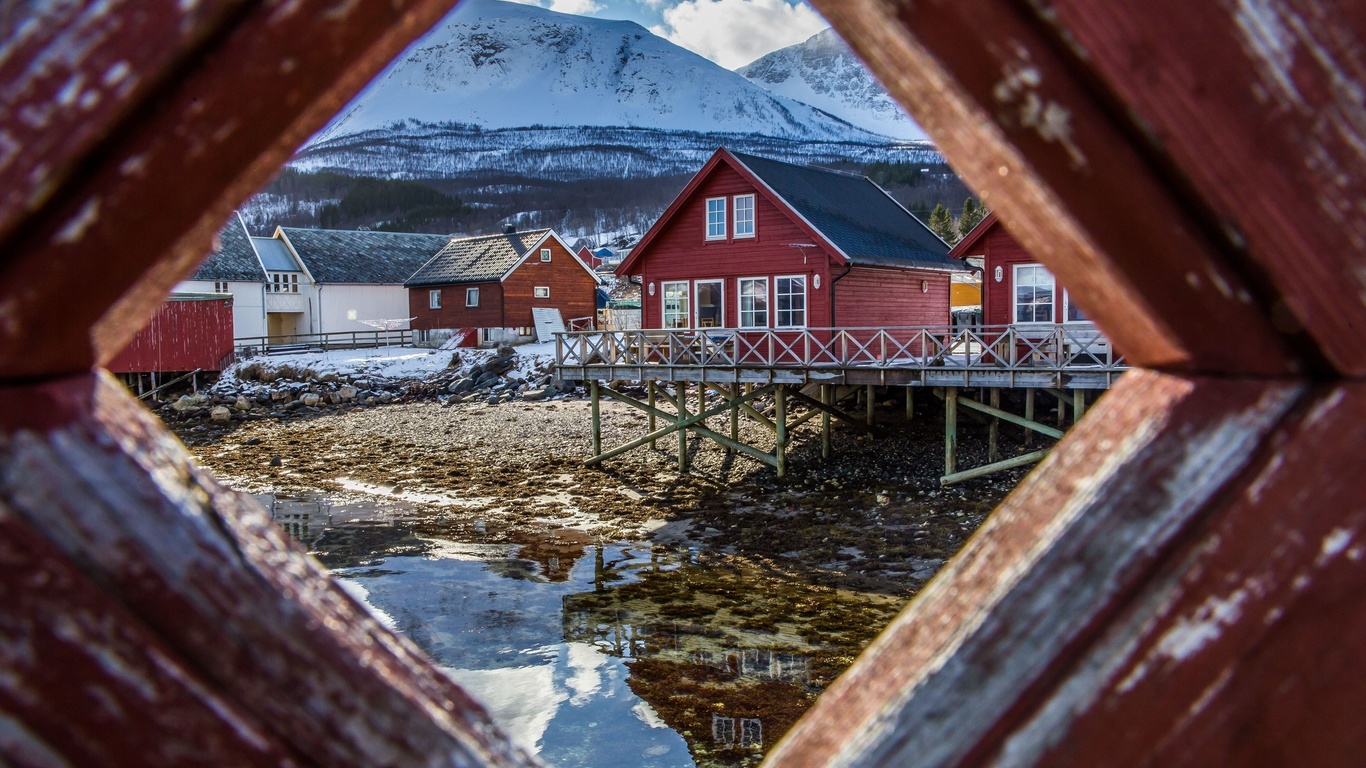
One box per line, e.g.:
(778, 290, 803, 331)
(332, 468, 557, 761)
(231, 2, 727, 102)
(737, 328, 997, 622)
(556, 323, 1126, 375)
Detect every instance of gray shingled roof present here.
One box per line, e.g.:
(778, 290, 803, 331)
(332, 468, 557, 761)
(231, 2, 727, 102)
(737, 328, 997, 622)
(191, 214, 264, 282)
(405, 230, 550, 287)
(730, 151, 956, 270)
(280, 228, 453, 284)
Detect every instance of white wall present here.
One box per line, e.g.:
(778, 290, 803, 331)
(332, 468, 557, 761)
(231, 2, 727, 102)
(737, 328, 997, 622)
(315, 284, 412, 334)
(176, 279, 267, 339)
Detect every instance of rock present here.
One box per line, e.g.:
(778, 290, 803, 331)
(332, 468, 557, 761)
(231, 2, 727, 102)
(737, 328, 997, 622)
(476, 371, 501, 386)
(485, 355, 515, 376)
(495, 343, 516, 358)
(467, 364, 485, 379)
(301, 393, 321, 407)
(246, 437, 262, 446)
(364, 396, 377, 406)
(319, 373, 338, 383)
(339, 385, 358, 401)
(522, 388, 552, 401)
(328, 391, 342, 404)
(446, 351, 462, 368)
(270, 388, 289, 402)
(210, 406, 232, 422)
(269, 455, 282, 467)
(233, 395, 252, 411)
(486, 395, 500, 405)
(171, 395, 196, 412)
(378, 392, 394, 404)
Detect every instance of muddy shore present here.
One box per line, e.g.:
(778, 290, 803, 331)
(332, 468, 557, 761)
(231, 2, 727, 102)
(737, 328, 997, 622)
(176, 390, 1027, 596)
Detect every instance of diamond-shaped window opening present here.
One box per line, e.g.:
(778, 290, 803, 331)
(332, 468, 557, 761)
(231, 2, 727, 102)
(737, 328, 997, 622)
(5, 0, 1358, 766)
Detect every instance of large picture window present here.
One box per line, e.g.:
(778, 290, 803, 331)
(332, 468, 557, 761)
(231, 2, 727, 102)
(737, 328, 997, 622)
(663, 281, 690, 329)
(738, 277, 768, 327)
(706, 198, 726, 240)
(775, 276, 806, 328)
(1013, 264, 1055, 323)
(733, 194, 755, 238)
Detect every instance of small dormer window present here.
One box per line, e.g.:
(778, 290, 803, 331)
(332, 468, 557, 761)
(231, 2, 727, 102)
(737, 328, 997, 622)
(733, 194, 755, 238)
(706, 197, 726, 240)
(268, 272, 298, 293)
(540, 248, 552, 262)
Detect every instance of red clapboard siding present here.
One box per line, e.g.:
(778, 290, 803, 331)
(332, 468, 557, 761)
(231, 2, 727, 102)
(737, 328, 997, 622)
(106, 297, 234, 373)
(634, 163, 835, 328)
(501, 239, 598, 328)
(835, 266, 952, 327)
(409, 282, 504, 330)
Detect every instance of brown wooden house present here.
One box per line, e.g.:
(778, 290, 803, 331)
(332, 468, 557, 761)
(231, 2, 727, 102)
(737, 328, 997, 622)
(406, 228, 600, 346)
(616, 148, 962, 332)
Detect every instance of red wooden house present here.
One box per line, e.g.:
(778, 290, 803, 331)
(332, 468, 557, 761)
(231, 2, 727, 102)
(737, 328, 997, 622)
(107, 293, 236, 374)
(616, 148, 961, 333)
(950, 211, 1089, 327)
(406, 228, 600, 347)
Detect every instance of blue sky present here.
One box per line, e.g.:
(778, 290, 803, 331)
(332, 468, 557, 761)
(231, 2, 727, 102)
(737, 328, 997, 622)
(505, 0, 830, 69)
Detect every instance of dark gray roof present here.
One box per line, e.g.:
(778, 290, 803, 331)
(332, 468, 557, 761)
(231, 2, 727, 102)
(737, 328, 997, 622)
(730, 151, 956, 270)
(405, 229, 550, 287)
(252, 237, 301, 272)
(279, 227, 452, 284)
(191, 214, 264, 282)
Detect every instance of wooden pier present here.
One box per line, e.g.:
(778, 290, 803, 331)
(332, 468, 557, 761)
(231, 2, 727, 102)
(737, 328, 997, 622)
(556, 323, 1127, 483)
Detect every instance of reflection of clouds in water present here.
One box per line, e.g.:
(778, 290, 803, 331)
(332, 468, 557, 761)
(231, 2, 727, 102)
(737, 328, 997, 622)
(633, 700, 670, 730)
(443, 664, 567, 753)
(565, 642, 605, 706)
(334, 577, 398, 631)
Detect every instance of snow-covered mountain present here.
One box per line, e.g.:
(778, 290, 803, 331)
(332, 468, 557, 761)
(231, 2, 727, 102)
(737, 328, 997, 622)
(297, 0, 929, 179)
(737, 29, 927, 142)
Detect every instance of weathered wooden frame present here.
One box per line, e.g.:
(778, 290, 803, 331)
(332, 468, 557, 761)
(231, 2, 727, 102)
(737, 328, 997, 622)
(4, 0, 1366, 765)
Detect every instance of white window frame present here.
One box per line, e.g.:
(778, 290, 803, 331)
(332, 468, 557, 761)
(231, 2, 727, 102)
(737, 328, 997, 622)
(1012, 264, 1056, 324)
(662, 280, 690, 329)
(540, 248, 552, 262)
(268, 272, 299, 294)
(428, 289, 441, 309)
(213, 280, 229, 294)
(1062, 288, 1088, 323)
(733, 194, 755, 239)
(534, 286, 550, 299)
(705, 197, 727, 240)
(465, 287, 480, 307)
(738, 277, 769, 328)
(693, 279, 724, 328)
(774, 275, 807, 329)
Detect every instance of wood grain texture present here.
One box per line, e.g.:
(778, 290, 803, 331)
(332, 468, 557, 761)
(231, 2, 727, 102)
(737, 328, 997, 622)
(1035, 0, 1366, 376)
(764, 370, 1303, 767)
(0, 0, 461, 380)
(0, 372, 539, 768)
(808, 0, 1296, 375)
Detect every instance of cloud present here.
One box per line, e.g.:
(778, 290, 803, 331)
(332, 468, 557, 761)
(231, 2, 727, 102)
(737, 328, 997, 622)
(650, 0, 828, 69)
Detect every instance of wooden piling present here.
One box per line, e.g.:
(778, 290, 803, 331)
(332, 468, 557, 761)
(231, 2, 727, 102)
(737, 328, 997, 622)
(676, 382, 688, 472)
(730, 384, 739, 445)
(906, 386, 914, 421)
(988, 388, 1000, 463)
(647, 382, 657, 449)
(822, 383, 832, 459)
(698, 380, 706, 430)
(945, 386, 958, 476)
(775, 384, 788, 477)
(590, 380, 601, 457)
(1075, 389, 1087, 422)
(1024, 388, 1035, 447)
(865, 384, 875, 426)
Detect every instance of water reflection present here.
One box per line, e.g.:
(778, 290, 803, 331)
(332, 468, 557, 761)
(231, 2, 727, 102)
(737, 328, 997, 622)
(266, 495, 899, 768)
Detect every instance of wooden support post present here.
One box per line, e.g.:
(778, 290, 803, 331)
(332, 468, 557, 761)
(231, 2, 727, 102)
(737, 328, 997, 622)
(1059, 391, 1068, 427)
(192, 371, 198, 393)
(822, 383, 832, 459)
(647, 382, 657, 449)
(676, 381, 688, 473)
(941, 449, 1051, 486)
(775, 384, 788, 477)
(906, 386, 914, 422)
(590, 380, 601, 457)
(865, 384, 875, 426)
(988, 388, 1000, 463)
(1025, 388, 1035, 447)
(945, 386, 958, 477)
(729, 385, 739, 445)
(1075, 389, 1087, 422)
(587, 384, 777, 467)
(698, 379, 706, 431)
(956, 394, 1067, 439)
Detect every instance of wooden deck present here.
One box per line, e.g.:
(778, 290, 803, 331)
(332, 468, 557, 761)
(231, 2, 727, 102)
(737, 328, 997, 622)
(555, 323, 1127, 390)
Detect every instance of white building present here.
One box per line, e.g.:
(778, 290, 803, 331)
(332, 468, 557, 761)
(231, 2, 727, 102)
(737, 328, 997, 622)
(175, 212, 269, 340)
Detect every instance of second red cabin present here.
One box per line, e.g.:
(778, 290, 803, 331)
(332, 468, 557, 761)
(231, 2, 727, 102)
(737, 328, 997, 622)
(616, 148, 963, 332)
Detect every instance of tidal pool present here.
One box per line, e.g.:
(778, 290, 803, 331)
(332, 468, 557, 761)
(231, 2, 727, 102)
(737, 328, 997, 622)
(267, 495, 903, 768)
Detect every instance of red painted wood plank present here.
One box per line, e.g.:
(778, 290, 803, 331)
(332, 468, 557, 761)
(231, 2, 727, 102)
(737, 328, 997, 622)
(1037, 0, 1366, 376)
(808, 0, 1296, 376)
(107, 296, 234, 373)
(0, 0, 461, 381)
(765, 370, 1303, 767)
(1022, 383, 1366, 767)
(0, 373, 538, 768)
(0, 504, 301, 767)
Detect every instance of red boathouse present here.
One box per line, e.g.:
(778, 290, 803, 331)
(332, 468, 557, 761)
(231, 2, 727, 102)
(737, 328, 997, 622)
(107, 293, 236, 375)
(616, 148, 963, 332)
(950, 211, 1090, 327)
